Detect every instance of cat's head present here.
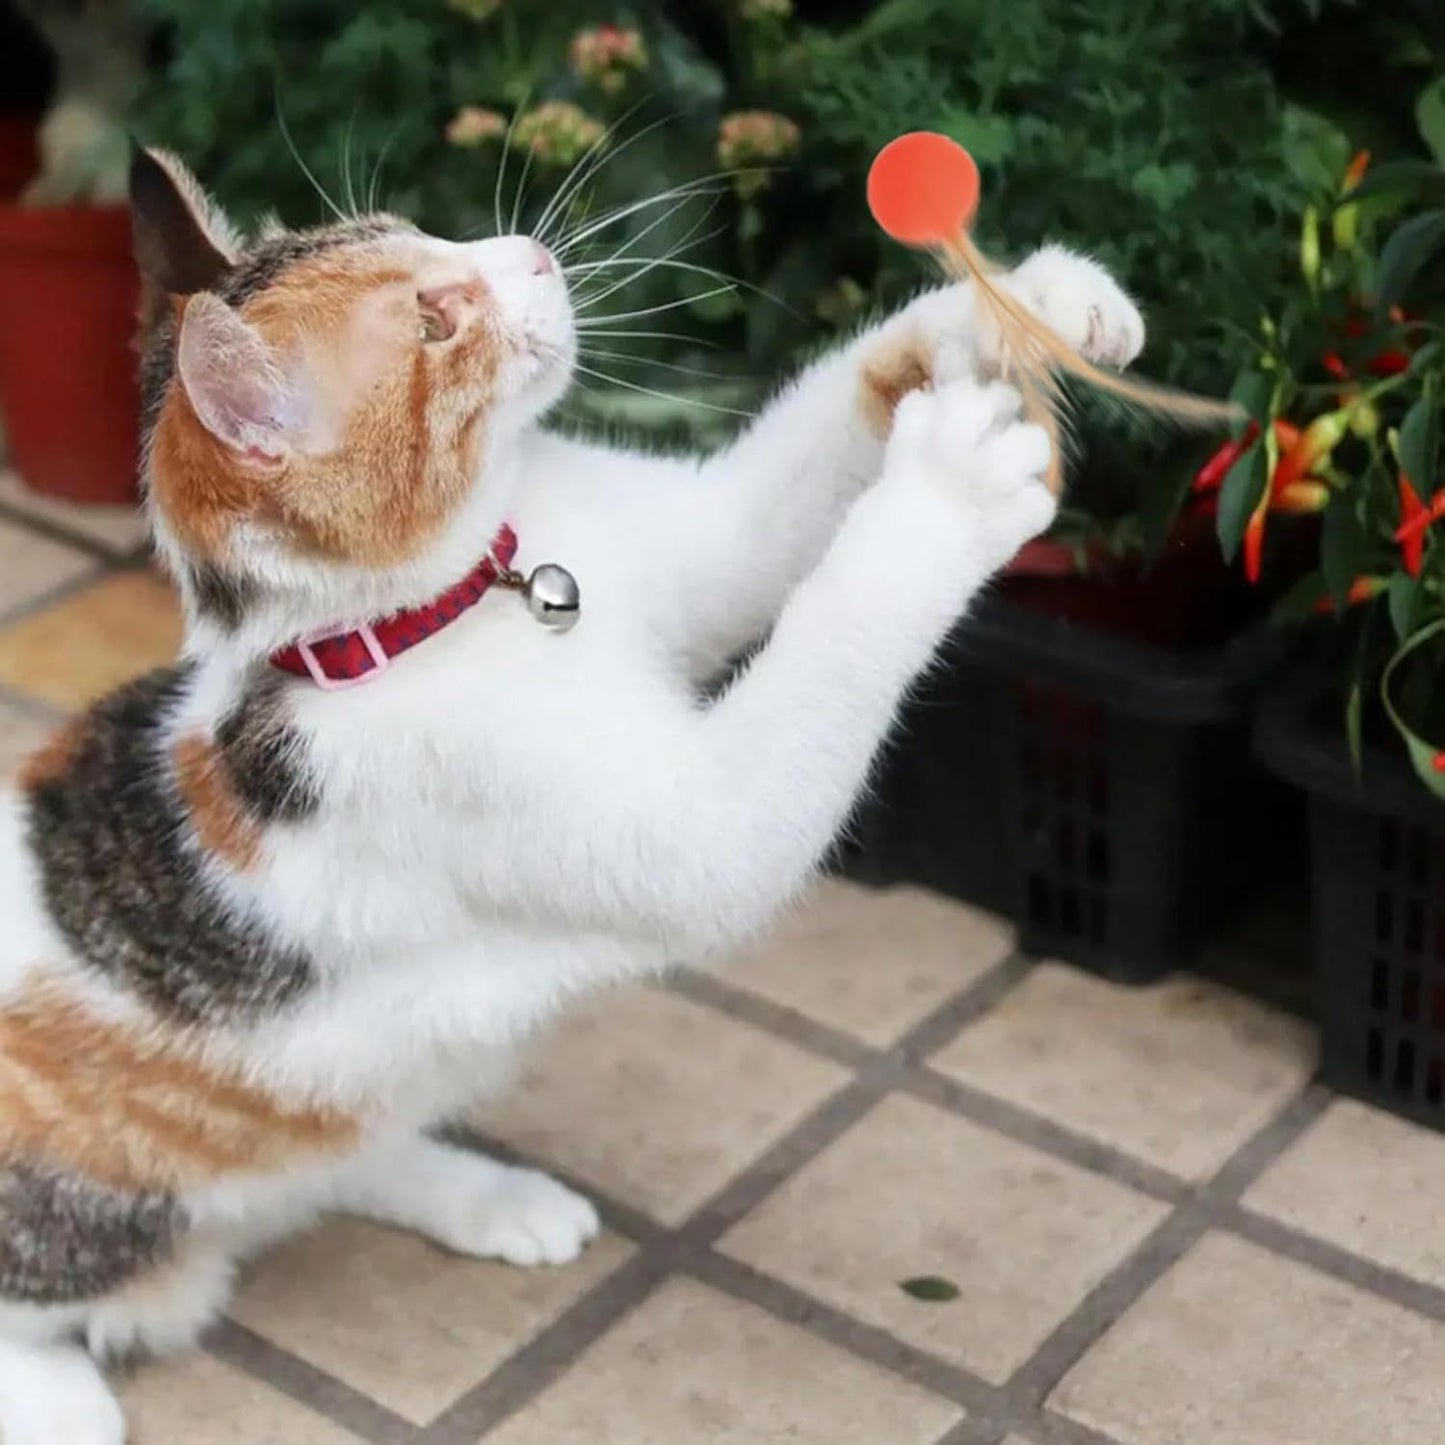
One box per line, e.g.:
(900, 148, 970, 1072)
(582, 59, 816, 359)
(130, 148, 574, 621)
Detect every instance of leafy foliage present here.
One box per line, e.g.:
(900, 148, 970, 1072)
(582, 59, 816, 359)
(134, 0, 1411, 489)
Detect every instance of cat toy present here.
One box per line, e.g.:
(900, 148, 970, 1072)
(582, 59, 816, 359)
(866, 131, 1239, 495)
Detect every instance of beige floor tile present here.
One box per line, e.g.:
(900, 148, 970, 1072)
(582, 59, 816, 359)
(119, 1351, 362, 1445)
(1245, 1098, 1445, 1288)
(485, 1278, 961, 1445)
(0, 467, 149, 555)
(228, 1217, 630, 1425)
(724, 878, 1013, 1045)
(720, 1093, 1167, 1382)
(1051, 1231, 1445, 1445)
(481, 985, 846, 1225)
(0, 699, 58, 779)
(0, 570, 183, 709)
(932, 964, 1316, 1179)
(0, 516, 97, 617)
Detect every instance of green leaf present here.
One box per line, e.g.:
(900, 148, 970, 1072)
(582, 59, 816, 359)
(1410, 341, 1441, 377)
(1381, 619, 1445, 800)
(1230, 371, 1273, 433)
(1343, 159, 1445, 203)
(1346, 674, 1364, 776)
(900, 1276, 960, 1303)
(1389, 572, 1423, 641)
(1321, 496, 1369, 606)
(1217, 443, 1266, 562)
(1418, 78, 1445, 166)
(1399, 399, 1439, 493)
(1375, 209, 1445, 315)
(1281, 104, 1352, 194)
(937, 109, 1014, 165)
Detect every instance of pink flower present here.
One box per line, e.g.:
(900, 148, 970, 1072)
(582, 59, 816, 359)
(570, 24, 648, 93)
(717, 111, 801, 197)
(511, 102, 606, 167)
(445, 107, 508, 147)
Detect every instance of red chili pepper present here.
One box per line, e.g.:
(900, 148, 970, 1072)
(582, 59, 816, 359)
(1192, 421, 1259, 494)
(1322, 350, 1351, 380)
(1399, 474, 1427, 577)
(1343, 150, 1371, 191)
(1367, 349, 1412, 377)
(1434, 752, 1445, 775)
(1312, 575, 1388, 613)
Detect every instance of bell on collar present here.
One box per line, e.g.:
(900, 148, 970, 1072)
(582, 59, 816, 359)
(522, 563, 581, 631)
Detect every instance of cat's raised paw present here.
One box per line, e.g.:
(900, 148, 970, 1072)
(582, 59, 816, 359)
(1005, 244, 1145, 369)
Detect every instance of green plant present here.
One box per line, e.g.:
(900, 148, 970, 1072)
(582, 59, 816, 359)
(134, 1, 1398, 501)
(1193, 93, 1445, 794)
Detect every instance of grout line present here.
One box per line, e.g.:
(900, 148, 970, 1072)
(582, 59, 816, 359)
(0, 680, 68, 722)
(1224, 1204, 1445, 1324)
(665, 969, 874, 1069)
(0, 493, 144, 564)
(1000, 1085, 1332, 1413)
(671, 1068, 896, 1247)
(685, 1250, 1005, 1419)
(934, 1420, 1013, 1445)
(904, 1069, 1187, 1206)
(894, 951, 1036, 1060)
(411, 1250, 672, 1445)
(0, 557, 114, 632)
(1029, 1411, 1133, 1445)
(205, 1320, 417, 1445)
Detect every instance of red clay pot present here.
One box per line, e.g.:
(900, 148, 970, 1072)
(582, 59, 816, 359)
(0, 132, 141, 506)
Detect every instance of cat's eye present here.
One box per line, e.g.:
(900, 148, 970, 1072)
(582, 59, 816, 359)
(417, 304, 452, 344)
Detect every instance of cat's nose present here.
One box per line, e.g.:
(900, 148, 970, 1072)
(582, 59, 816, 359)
(530, 241, 555, 275)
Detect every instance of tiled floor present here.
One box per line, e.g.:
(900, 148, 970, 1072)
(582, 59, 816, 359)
(3, 469, 1445, 1444)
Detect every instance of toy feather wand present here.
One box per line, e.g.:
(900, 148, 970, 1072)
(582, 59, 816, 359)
(866, 131, 1240, 495)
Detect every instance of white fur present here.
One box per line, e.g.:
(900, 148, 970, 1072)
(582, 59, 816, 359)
(0, 242, 1141, 1441)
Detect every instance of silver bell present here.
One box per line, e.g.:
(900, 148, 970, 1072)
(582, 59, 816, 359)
(523, 563, 581, 632)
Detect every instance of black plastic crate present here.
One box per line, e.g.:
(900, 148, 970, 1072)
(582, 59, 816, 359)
(843, 597, 1296, 982)
(1258, 672, 1445, 1130)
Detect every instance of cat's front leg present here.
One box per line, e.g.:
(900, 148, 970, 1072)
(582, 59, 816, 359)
(337, 1135, 600, 1267)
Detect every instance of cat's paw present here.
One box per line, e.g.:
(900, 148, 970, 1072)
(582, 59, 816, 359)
(0, 1343, 126, 1445)
(429, 1159, 601, 1267)
(999, 245, 1145, 370)
(885, 379, 1055, 569)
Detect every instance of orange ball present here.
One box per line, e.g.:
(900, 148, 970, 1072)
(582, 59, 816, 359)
(867, 131, 980, 247)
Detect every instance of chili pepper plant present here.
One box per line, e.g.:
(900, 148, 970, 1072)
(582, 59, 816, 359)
(1192, 131, 1445, 794)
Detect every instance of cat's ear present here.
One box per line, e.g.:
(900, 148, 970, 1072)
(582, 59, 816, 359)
(129, 147, 238, 296)
(176, 293, 308, 462)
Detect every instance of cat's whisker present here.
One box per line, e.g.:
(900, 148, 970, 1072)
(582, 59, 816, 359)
(492, 100, 528, 240)
(572, 362, 755, 417)
(551, 181, 732, 259)
(275, 100, 346, 222)
(580, 348, 733, 383)
(533, 101, 665, 244)
(365, 122, 404, 214)
(573, 327, 725, 348)
(576, 284, 738, 328)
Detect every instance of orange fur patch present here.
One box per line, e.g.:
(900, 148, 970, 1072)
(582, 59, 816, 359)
(152, 248, 498, 566)
(860, 330, 933, 437)
(172, 734, 263, 872)
(0, 980, 359, 1192)
(15, 718, 85, 792)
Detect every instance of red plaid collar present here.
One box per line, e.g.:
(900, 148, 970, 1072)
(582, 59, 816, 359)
(270, 524, 518, 689)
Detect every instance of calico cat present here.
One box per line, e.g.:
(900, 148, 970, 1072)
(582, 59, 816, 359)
(0, 146, 1143, 1442)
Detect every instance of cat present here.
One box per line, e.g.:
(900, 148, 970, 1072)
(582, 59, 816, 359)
(0, 145, 1143, 1443)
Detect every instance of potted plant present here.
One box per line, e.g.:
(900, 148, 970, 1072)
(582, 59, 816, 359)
(1248, 103, 1445, 1129)
(0, 1, 147, 505)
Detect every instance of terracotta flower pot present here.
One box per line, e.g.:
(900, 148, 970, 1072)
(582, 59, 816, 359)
(0, 125, 141, 507)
